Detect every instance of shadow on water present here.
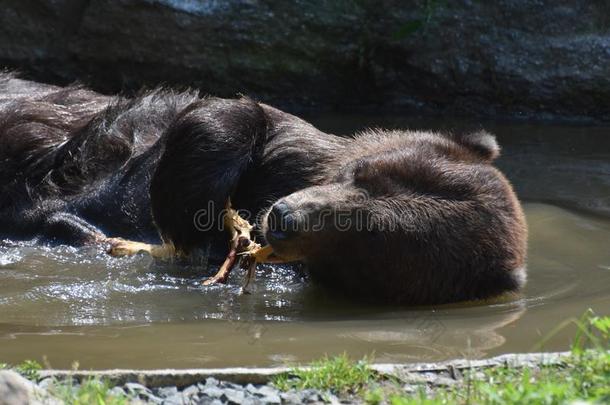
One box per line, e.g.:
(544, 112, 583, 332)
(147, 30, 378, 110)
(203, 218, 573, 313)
(0, 115, 609, 368)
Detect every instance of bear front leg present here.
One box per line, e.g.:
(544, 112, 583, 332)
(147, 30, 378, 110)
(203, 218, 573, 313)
(149, 97, 268, 255)
(106, 238, 176, 259)
(41, 212, 106, 245)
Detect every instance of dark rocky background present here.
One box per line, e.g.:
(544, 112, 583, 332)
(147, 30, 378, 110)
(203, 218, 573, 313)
(1, 0, 609, 120)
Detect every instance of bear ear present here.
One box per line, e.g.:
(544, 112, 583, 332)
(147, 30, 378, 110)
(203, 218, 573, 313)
(460, 130, 500, 161)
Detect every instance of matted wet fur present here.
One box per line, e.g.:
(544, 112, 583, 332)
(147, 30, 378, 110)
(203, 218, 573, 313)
(0, 72, 527, 305)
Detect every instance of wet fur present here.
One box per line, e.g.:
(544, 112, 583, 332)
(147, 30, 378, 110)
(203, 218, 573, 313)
(0, 72, 527, 304)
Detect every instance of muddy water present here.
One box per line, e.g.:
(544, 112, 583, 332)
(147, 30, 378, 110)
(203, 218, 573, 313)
(1, 116, 609, 369)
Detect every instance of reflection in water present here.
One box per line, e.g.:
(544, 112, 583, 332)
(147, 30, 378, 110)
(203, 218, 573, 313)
(1, 118, 609, 368)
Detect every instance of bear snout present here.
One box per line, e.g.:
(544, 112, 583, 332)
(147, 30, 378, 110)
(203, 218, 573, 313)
(266, 201, 298, 241)
(261, 199, 310, 262)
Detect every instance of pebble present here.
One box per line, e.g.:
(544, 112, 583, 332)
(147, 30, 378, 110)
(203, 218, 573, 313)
(156, 386, 179, 397)
(280, 390, 303, 404)
(222, 387, 245, 404)
(109, 386, 127, 397)
(304, 388, 324, 400)
(182, 384, 200, 398)
(37, 378, 54, 391)
(125, 382, 153, 396)
(163, 393, 185, 404)
(17, 372, 341, 405)
(205, 377, 219, 386)
(256, 385, 281, 403)
(201, 386, 224, 398)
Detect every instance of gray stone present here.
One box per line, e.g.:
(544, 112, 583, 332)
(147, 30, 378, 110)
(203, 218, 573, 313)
(318, 392, 341, 405)
(157, 386, 179, 398)
(109, 386, 127, 397)
(147, 395, 165, 404)
(125, 382, 152, 395)
(162, 393, 186, 405)
(201, 386, 224, 398)
(0, 370, 60, 405)
(256, 385, 281, 403)
(222, 382, 241, 390)
(1, 1, 608, 121)
(256, 385, 279, 396)
(37, 377, 54, 391)
(0, 371, 38, 405)
(240, 398, 262, 405)
(182, 384, 200, 398)
(280, 391, 303, 404)
(125, 383, 164, 405)
(222, 388, 246, 404)
(204, 377, 219, 387)
(299, 389, 324, 403)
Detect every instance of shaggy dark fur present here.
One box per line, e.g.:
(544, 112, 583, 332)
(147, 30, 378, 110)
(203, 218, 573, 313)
(0, 72, 527, 305)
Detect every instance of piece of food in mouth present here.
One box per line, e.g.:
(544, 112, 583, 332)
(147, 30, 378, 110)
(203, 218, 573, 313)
(202, 201, 284, 291)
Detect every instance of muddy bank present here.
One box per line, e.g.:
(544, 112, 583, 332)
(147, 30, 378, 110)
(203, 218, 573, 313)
(1, 1, 609, 121)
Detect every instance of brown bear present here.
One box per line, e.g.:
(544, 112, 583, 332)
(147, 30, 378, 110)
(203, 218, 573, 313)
(0, 72, 527, 305)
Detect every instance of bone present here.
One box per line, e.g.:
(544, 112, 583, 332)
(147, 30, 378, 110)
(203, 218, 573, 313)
(202, 201, 284, 288)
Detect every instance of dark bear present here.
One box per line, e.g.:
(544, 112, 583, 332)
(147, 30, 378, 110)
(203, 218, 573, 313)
(0, 72, 527, 305)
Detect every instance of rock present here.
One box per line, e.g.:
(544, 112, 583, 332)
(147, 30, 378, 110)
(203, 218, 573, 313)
(201, 386, 224, 399)
(299, 389, 324, 403)
(124, 383, 163, 403)
(280, 391, 304, 404)
(37, 377, 54, 391)
(156, 386, 179, 398)
(255, 385, 281, 403)
(222, 387, 246, 404)
(162, 393, 185, 405)
(109, 386, 127, 398)
(204, 377, 219, 387)
(244, 384, 282, 403)
(0, 370, 59, 405)
(0, 1, 609, 120)
(182, 384, 200, 398)
(0, 371, 37, 405)
(242, 400, 262, 405)
(125, 382, 152, 395)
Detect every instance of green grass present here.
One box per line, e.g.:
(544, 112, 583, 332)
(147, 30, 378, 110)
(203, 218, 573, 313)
(0, 360, 44, 379)
(47, 378, 128, 405)
(379, 311, 610, 405)
(14, 359, 43, 380)
(382, 350, 610, 405)
(272, 311, 610, 405)
(0, 360, 125, 404)
(272, 353, 376, 395)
